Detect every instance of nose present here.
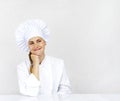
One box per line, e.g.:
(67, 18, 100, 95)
(33, 43, 39, 48)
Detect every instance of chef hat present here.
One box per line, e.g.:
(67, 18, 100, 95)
(15, 19, 50, 51)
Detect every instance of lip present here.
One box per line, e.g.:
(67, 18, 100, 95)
(34, 47, 41, 51)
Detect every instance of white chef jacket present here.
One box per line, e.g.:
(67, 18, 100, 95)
(17, 55, 71, 96)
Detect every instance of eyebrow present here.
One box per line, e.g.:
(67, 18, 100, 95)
(36, 38, 42, 41)
(29, 38, 42, 42)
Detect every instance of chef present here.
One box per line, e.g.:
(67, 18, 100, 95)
(15, 19, 71, 96)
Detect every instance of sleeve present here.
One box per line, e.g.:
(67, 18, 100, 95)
(57, 61, 72, 95)
(17, 63, 40, 96)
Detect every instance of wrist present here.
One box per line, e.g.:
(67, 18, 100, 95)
(32, 63, 39, 68)
(32, 61, 39, 65)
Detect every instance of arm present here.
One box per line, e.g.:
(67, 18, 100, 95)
(17, 62, 40, 96)
(57, 61, 71, 95)
(31, 63, 39, 80)
(30, 54, 40, 80)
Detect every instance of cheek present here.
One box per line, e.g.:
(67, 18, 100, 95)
(42, 42, 46, 47)
(29, 46, 33, 51)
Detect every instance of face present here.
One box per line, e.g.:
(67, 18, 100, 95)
(28, 36, 46, 56)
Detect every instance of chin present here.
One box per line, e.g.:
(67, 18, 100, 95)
(33, 53, 41, 56)
(34, 51, 43, 56)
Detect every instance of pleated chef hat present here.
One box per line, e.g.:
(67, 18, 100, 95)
(15, 19, 50, 51)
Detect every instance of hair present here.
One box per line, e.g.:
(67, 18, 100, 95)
(29, 52, 33, 73)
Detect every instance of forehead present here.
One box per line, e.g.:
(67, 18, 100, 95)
(29, 36, 44, 41)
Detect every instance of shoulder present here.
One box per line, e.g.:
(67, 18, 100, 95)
(45, 55, 65, 72)
(46, 55, 64, 64)
(17, 58, 30, 70)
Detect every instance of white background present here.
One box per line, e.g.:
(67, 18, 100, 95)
(0, 0, 120, 94)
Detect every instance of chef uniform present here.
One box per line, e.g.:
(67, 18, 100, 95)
(17, 55, 71, 96)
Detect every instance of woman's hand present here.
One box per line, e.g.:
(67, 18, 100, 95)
(31, 54, 40, 66)
(30, 54, 40, 80)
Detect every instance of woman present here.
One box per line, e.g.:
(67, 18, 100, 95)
(15, 19, 71, 96)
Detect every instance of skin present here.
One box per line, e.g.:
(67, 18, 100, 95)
(28, 36, 46, 80)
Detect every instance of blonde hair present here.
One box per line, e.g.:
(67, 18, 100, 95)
(29, 52, 33, 73)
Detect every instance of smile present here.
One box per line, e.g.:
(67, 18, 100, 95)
(34, 48, 41, 51)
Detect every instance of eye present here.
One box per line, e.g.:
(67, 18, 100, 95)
(37, 39, 42, 43)
(29, 41, 34, 45)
